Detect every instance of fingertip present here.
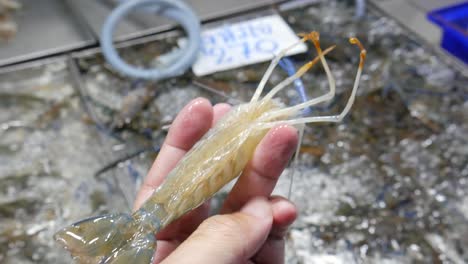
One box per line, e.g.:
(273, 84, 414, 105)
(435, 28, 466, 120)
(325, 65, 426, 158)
(270, 196, 297, 227)
(167, 97, 213, 150)
(185, 97, 213, 122)
(189, 97, 212, 111)
(249, 197, 296, 264)
(268, 125, 299, 150)
(212, 103, 231, 125)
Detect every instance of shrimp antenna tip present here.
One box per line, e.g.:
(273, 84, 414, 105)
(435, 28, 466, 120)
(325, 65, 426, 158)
(348, 37, 367, 68)
(349, 37, 366, 52)
(349, 37, 358, 44)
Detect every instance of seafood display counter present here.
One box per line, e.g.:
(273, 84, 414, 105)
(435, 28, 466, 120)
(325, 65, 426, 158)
(1, 0, 468, 263)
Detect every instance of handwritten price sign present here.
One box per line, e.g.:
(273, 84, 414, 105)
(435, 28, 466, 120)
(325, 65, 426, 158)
(186, 14, 307, 76)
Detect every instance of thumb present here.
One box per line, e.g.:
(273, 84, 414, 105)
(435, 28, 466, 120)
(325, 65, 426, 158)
(161, 197, 273, 264)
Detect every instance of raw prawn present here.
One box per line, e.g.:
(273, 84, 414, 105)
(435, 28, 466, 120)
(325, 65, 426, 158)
(54, 32, 366, 263)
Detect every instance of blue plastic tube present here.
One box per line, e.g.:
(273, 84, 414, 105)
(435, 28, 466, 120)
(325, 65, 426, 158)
(279, 57, 312, 115)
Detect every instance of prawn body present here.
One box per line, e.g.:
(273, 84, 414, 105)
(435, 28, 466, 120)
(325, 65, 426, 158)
(55, 32, 366, 263)
(136, 99, 283, 228)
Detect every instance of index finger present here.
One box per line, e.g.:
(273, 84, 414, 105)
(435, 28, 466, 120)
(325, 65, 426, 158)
(134, 98, 214, 210)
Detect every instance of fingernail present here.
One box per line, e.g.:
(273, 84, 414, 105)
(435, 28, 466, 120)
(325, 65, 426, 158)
(241, 197, 271, 219)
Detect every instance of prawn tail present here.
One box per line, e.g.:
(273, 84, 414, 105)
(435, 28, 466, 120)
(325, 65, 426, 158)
(54, 213, 156, 263)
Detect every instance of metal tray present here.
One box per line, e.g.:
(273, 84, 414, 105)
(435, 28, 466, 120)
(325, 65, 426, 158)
(69, 0, 286, 42)
(0, 0, 96, 67)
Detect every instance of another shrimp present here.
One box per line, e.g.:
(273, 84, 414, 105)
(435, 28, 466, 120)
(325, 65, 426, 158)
(54, 32, 366, 263)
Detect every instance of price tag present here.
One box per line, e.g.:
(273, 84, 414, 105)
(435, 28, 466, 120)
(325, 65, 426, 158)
(185, 14, 307, 76)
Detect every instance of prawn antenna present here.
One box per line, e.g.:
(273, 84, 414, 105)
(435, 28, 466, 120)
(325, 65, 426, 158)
(257, 31, 337, 122)
(251, 32, 323, 103)
(259, 34, 366, 128)
(261, 44, 335, 103)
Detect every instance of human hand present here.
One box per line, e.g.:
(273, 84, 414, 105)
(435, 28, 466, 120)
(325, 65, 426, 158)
(134, 97, 298, 264)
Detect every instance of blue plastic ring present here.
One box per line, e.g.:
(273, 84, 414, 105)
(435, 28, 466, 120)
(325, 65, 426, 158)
(100, 0, 201, 80)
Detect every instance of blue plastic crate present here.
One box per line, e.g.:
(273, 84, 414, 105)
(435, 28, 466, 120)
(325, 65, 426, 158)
(428, 2, 468, 64)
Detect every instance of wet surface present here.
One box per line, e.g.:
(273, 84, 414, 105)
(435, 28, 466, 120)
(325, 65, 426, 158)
(1, 0, 468, 263)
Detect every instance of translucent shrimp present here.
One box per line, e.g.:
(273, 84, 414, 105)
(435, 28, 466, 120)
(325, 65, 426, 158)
(54, 32, 366, 263)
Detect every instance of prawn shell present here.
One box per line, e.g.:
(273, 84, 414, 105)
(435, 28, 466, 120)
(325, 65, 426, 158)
(138, 100, 281, 226)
